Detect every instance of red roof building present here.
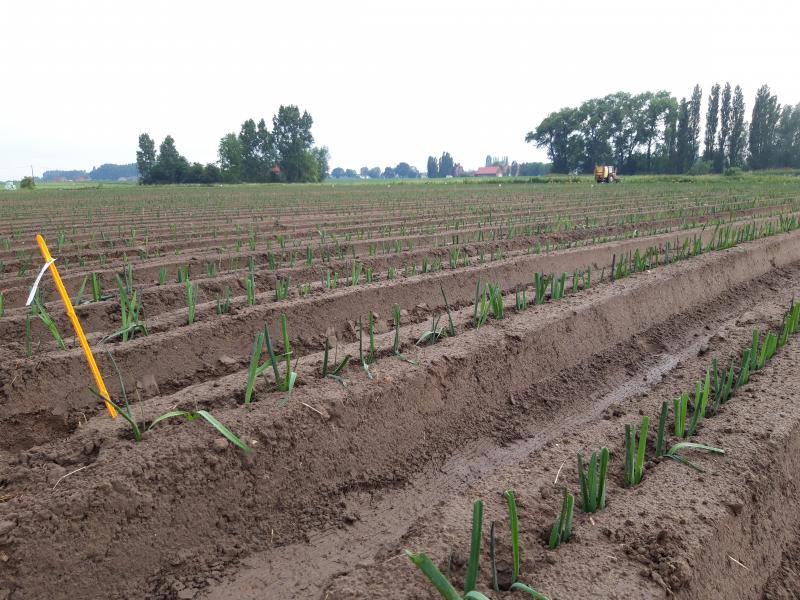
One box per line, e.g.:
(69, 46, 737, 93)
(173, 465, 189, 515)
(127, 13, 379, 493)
(475, 166, 503, 177)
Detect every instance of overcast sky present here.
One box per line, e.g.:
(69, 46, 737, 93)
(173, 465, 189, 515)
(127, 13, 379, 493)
(1, 0, 798, 179)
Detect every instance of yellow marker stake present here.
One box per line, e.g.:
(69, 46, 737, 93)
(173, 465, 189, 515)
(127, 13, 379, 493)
(35, 234, 117, 418)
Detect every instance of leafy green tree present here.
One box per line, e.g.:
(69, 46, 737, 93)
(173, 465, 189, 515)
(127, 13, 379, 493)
(136, 133, 157, 184)
(776, 104, 800, 168)
(640, 91, 677, 173)
(729, 85, 747, 168)
(311, 146, 330, 181)
(688, 85, 703, 165)
(151, 135, 189, 183)
(526, 107, 584, 173)
(426, 156, 438, 178)
(577, 96, 613, 172)
(238, 119, 262, 182)
(394, 162, 419, 178)
(368, 167, 381, 179)
(203, 163, 222, 183)
(218, 133, 243, 182)
(662, 102, 678, 171)
(20, 176, 35, 189)
(272, 105, 315, 182)
(673, 98, 691, 173)
(331, 167, 345, 178)
(382, 166, 395, 178)
(257, 118, 276, 178)
(748, 84, 781, 169)
(439, 152, 454, 177)
(715, 83, 732, 172)
(703, 83, 720, 161)
(345, 168, 357, 177)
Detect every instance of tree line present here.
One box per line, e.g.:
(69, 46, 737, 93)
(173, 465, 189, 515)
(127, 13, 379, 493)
(426, 152, 459, 178)
(136, 105, 329, 184)
(41, 164, 138, 182)
(526, 84, 800, 174)
(330, 163, 421, 179)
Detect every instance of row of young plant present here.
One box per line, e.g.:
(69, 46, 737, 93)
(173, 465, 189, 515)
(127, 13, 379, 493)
(14, 212, 800, 364)
(6, 188, 789, 272)
(15, 215, 800, 463)
(404, 296, 800, 599)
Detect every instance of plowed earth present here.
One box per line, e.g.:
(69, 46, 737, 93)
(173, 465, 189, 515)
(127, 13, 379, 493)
(2, 183, 800, 600)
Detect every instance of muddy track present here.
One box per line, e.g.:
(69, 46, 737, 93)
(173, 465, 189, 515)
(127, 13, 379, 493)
(2, 230, 800, 599)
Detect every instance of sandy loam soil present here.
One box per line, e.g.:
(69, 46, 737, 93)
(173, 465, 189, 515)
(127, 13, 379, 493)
(2, 225, 800, 599)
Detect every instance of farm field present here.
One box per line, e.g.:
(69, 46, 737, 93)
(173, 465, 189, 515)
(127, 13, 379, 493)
(3, 178, 800, 599)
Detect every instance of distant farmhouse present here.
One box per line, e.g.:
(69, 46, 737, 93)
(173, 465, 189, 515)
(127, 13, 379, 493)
(474, 166, 505, 177)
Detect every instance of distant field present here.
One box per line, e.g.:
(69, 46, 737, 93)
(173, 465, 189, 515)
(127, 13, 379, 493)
(3, 176, 800, 599)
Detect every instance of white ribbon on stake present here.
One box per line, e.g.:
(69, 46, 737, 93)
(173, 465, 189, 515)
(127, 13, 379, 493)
(25, 259, 56, 306)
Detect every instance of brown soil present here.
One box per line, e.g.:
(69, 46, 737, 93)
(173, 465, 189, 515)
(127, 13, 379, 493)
(4, 225, 800, 600)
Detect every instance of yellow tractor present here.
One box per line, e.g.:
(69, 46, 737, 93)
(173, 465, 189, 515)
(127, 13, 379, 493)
(594, 165, 620, 183)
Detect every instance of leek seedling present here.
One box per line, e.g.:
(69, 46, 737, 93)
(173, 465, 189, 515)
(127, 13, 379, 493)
(104, 275, 148, 342)
(351, 262, 362, 286)
(417, 314, 446, 345)
(686, 369, 710, 437)
(673, 392, 689, 438)
(515, 289, 528, 312)
(487, 283, 503, 320)
(275, 278, 289, 301)
(548, 490, 574, 549)
(712, 361, 736, 414)
(489, 521, 498, 592)
(367, 312, 376, 363)
(736, 348, 752, 388)
(92, 389, 249, 452)
(216, 287, 232, 315)
(321, 336, 350, 380)
(534, 273, 548, 304)
(392, 304, 416, 364)
(475, 286, 490, 329)
(31, 299, 66, 350)
(624, 415, 649, 487)
(757, 332, 778, 369)
(472, 280, 480, 325)
(505, 490, 520, 584)
(655, 401, 668, 457)
(664, 442, 725, 472)
(186, 279, 197, 325)
(73, 277, 88, 306)
(577, 447, 608, 513)
(510, 583, 551, 600)
(157, 267, 166, 286)
(404, 551, 491, 600)
(246, 273, 256, 305)
(464, 500, 483, 594)
(244, 315, 298, 403)
(440, 284, 456, 337)
(0, 292, 4, 318)
(244, 331, 265, 404)
(90, 272, 104, 302)
(358, 317, 373, 379)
